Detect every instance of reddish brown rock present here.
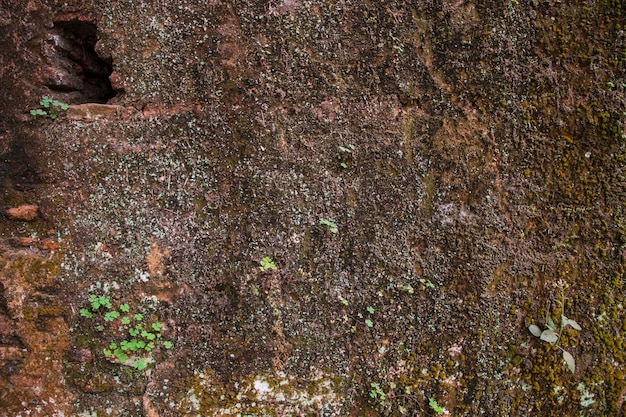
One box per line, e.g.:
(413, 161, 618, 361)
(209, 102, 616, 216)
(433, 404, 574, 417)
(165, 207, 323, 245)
(0, 314, 15, 336)
(66, 103, 123, 120)
(10, 237, 38, 247)
(9, 237, 59, 252)
(0, 346, 24, 361)
(5, 205, 38, 221)
(108, 71, 125, 92)
(41, 66, 83, 91)
(39, 239, 59, 252)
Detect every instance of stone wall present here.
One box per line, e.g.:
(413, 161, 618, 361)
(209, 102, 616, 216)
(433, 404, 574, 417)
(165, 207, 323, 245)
(0, 0, 625, 415)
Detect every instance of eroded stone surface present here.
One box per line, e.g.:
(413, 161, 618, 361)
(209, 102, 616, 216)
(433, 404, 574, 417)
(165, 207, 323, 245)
(0, 249, 72, 416)
(0, 0, 624, 416)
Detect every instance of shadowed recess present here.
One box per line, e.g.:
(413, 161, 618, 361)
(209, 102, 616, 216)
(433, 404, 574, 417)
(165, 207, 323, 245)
(45, 19, 117, 102)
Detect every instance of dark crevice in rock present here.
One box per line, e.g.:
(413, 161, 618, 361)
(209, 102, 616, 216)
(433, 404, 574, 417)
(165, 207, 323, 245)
(0, 333, 24, 349)
(0, 141, 40, 194)
(1, 360, 22, 377)
(0, 282, 24, 350)
(0, 281, 8, 316)
(43, 19, 117, 103)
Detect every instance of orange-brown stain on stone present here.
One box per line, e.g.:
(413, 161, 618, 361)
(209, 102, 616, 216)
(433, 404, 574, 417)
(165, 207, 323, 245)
(141, 241, 187, 303)
(5, 205, 38, 221)
(146, 241, 169, 277)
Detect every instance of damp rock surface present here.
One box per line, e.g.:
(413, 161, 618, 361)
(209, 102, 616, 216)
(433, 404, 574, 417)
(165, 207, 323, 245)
(0, 0, 625, 416)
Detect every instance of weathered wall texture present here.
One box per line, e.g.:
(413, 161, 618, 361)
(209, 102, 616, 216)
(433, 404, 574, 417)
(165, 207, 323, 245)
(0, 0, 625, 415)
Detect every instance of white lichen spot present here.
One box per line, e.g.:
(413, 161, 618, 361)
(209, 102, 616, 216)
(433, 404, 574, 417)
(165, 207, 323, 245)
(137, 269, 151, 282)
(253, 378, 272, 395)
(577, 382, 596, 408)
(185, 389, 201, 411)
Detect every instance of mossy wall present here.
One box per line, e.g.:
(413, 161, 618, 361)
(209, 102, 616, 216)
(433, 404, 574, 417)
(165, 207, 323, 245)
(0, 0, 624, 415)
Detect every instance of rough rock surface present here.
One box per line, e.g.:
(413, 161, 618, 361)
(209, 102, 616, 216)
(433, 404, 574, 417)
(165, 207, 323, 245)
(0, 0, 625, 416)
(5, 204, 38, 221)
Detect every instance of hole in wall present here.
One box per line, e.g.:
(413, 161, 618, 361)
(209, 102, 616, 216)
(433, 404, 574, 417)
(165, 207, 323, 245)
(43, 19, 117, 103)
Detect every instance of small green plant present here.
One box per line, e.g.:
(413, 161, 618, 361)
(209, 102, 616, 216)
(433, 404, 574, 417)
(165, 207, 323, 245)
(389, 33, 404, 53)
(320, 218, 338, 234)
(80, 291, 173, 370)
(338, 144, 355, 168)
(30, 96, 69, 119)
(398, 284, 415, 294)
(89, 294, 112, 310)
(259, 256, 277, 272)
(528, 280, 582, 373)
(103, 310, 120, 322)
(339, 144, 355, 153)
(429, 397, 445, 415)
(369, 382, 386, 406)
(419, 278, 436, 289)
(397, 278, 435, 294)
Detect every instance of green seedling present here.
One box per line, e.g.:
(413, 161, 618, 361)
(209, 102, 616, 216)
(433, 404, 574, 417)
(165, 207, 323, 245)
(103, 310, 120, 322)
(30, 96, 69, 119)
(429, 397, 445, 415)
(369, 382, 386, 406)
(339, 144, 355, 153)
(259, 256, 278, 272)
(80, 308, 93, 318)
(81, 291, 174, 371)
(134, 358, 148, 370)
(419, 278, 436, 289)
(320, 218, 338, 234)
(339, 144, 355, 169)
(142, 330, 156, 341)
(528, 281, 582, 373)
(89, 294, 112, 310)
